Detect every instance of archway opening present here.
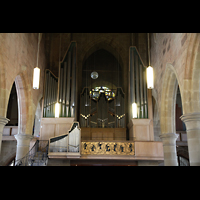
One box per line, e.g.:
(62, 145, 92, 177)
(6, 82, 18, 127)
(175, 85, 186, 132)
(1, 82, 18, 165)
(175, 85, 189, 165)
(160, 64, 188, 165)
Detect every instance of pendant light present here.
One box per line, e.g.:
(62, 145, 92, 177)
(91, 45, 98, 80)
(147, 33, 154, 89)
(33, 33, 41, 89)
(132, 103, 137, 118)
(55, 102, 60, 118)
(91, 71, 98, 79)
(55, 33, 62, 118)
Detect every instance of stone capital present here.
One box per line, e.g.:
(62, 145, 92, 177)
(180, 112, 200, 131)
(0, 116, 10, 133)
(159, 133, 179, 146)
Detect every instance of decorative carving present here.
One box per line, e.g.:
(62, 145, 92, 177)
(81, 141, 134, 155)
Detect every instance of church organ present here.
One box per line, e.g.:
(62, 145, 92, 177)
(43, 42, 77, 118)
(80, 87, 125, 128)
(129, 47, 148, 119)
(43, 69, 58, 117)
(58, 42, 76, 118)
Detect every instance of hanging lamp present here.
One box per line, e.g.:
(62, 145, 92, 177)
(147, 66, 154, 89)
(147, 33, 154, 89)
(91, 71, 98, 79)
(33, 33, 41, 89)
(132, 103, 137, 118)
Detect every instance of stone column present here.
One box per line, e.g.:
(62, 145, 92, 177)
(0, 116, 10, 154)
(14, 134, 33, 165)
(180, 112, 200, 166)
(160, 133, 179, 166)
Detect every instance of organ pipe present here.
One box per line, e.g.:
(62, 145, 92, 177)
(43, 70, 58, 117)
(135, 54, 139, 117)
(129, 47, 148, 119)
(140, 64, 144, 118)
(66, 52, 71, 107)
(43, 42, 76, 119)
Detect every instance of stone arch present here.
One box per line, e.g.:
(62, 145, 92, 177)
(183, 33, 200, 114)
(191, 35, 200, 112)
(79, 36, 127, 76)
(152, 88, 161, 141)
(0, 67, 8, 117)
(160, 63, 182, 134)
(14, 71, 33, 135)
(77, 35, 127, 106)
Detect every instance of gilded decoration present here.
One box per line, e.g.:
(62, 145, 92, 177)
(81, 142, 134, 155)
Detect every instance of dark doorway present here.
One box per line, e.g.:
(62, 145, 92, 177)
(6, 82, 18, 126)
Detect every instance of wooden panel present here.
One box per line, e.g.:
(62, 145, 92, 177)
(40, 117, 74, 140)
(81, 128, 126, 141)
(81, 127, 90, 140)
(41, 124, 55, 140)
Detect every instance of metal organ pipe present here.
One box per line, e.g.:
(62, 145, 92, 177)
(71, 46, 76, 117)
(135, 54, 140, 117)
(63, 61, 67, 116)
(44, 71, 49, 117)
(140, 63, 144, 118)
(129, 47, 148, 119)
(60, 67, 63, 106)
(143, 66, 147, 118)
(43, 42, 76, 119)
(66, 51, 71, 116)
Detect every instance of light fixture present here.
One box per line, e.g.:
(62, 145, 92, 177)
(55, 102, 60, 118)
(147, 66, 154, 89)
(132, 103, 137, 118)
(147, 33, 154, 89)
(33, 67, 40, 89)
(91, 71, 98, 79)
(33, 33, 41, 90)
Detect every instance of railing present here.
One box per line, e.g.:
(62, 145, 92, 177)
(81, 141, 135, 155)
(15, 140, 49, 166)
(48, 122, 81, 157)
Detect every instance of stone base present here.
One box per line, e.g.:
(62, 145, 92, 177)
(160, 133, 178, 166)
(14, 134, 33, 163)
(181, 112, 200, 166)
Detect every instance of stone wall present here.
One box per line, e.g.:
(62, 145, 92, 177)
(150, 33, 200, 137)
(0, 33, 47, 134)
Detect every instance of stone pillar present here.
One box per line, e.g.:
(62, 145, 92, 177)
(14, 134, 33, 165)
(180, 112, 200, 166)
(160, 133, 178, 166)
(0, 116, 10, 154)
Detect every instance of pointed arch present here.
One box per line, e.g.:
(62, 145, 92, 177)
(160, 63, 183, 134)
(80, 36, 126, 72)
(15, 71, 33, 135)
